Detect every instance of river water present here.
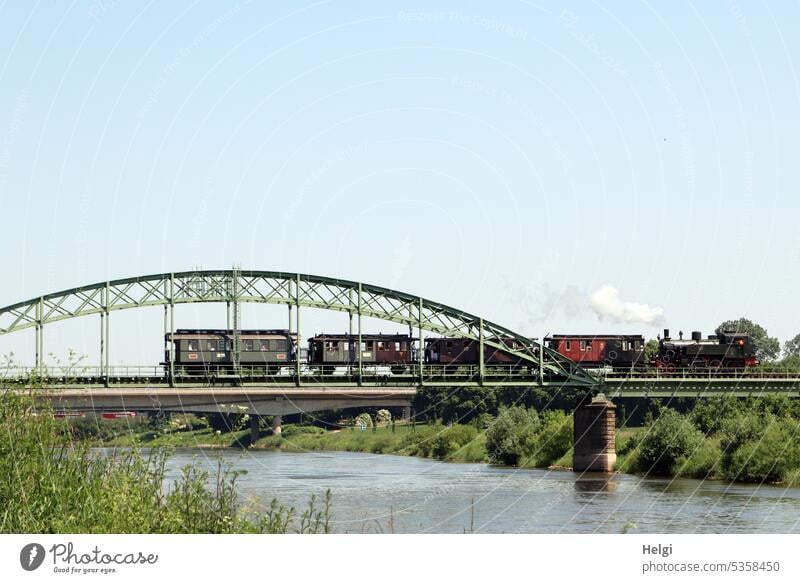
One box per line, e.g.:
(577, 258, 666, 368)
(161, 448, 800, 534)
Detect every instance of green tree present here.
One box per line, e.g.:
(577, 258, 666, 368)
(715, 317, 780, 362)
(484, 406, 539, 466)
(644, 339, 659, 362)
(784, 333, 800, 358)
(634, 408, 704, 476)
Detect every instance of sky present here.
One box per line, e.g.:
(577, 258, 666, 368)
(0, 1, 799, 366)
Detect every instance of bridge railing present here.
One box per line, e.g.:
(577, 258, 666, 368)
(0, 363, 544, 385)
(597, 368, 800, 381)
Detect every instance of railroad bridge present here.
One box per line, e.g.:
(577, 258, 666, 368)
(2, 269, 800, 471)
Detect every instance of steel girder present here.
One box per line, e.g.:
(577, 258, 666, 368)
(0, 269, 597, 386)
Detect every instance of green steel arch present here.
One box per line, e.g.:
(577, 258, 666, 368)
(0, 269, 596, 386)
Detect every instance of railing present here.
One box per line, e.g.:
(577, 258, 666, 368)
(598, 368, 800, 381)
(0, 363, 543, 385)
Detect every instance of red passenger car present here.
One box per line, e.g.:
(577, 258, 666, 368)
(544, 334, 645, 368)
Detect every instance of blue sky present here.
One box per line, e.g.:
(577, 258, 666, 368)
(1, 1, 799, 364)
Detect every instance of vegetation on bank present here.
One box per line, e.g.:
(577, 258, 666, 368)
(0, 390, 331, 534)
(616, 395, 800, 486)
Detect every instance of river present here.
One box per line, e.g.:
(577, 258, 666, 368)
(161, 448, 800, 533)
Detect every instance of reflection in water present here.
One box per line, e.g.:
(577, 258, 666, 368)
(574, 475, 618, 494)
(153, 448, 800, 534)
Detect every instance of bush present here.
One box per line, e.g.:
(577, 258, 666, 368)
(532, 410, 573, 467)
(375, 409, 392, 425)
(724, 419, 800, 483)
(485, 406, 539, 466)
(353, 413, 373, 428)
(677, 437, 721, 479)
(718, 412, 770, 463)
(691, 396, 743, 434)
(430, 424, 478, 460)
(399, 424, 441, 457)
(280, 424, 326, 438)
(634, 408, 704, 476)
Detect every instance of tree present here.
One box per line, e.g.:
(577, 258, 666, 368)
(715, 318, 780, 362)
(635, 408, 704, 476)
(784, 333, 800, 358)
(644, 339, 659, 362)
(484, 406, 539, 466)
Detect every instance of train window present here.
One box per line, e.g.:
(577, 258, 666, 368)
(205, 339, 216, 351)
(274, 339, 287, 351)
(326, 341, 337, 351)
(377, 342, 387, 351)
(565, 340, 571, 351)
(243, 339, 254, 351)
(579, 340, 586, 351)
(260, 340, 269, 351)
(365, 341, 374, 350)
(446, 340, 453, 349)
(187, 340, 198, 352)
(586, 341, 592, 351)
(394, 342, 400, 351)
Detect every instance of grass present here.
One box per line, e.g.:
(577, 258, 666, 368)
(0, 391, 331, 533)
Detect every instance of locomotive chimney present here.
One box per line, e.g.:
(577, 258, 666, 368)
(663, 328, 670, 340)
(692, 331, 702, 342)
(679, 330, 684, 340)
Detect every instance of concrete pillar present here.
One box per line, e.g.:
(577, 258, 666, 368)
(250, 415, 260, 444)
(272, 415, 282, 435)
(401, 406, 412, 422)
(573, 395, 616, 472)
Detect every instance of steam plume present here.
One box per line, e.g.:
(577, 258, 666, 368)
(589, 285, 664, 325)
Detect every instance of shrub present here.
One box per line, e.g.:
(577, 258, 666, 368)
(353, 412, 373, 428)
(724, 418, 800, 483)
(532, 410, 573, 467)
(634, 408, 704, 476)
(718, 412, 770, 463)
(485, 406, 539, 466)
(399, 424, 441, 457)
(691, 396, 743, 434)
(280, 424, 326, 438)
(375, 409, 392, 425)
(430, 424, 478, 460)
(676, 437, 722, 479)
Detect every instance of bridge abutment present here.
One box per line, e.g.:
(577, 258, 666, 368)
(573, 395, 616, 473)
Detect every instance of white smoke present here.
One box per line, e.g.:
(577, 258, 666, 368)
(589, 285, 664, 325)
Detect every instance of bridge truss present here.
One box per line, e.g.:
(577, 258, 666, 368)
(0, 269, 598, 389)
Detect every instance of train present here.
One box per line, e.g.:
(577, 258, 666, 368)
(163, 326, 758, 375)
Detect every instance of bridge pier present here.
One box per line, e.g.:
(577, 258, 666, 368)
(573, 395, 616, 473)
(271, 415, 282, 435)
(401, 406, 412, 422)
(250, 414, 261, 444)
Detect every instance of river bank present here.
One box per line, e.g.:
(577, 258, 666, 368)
(97, 413, 800, 488)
